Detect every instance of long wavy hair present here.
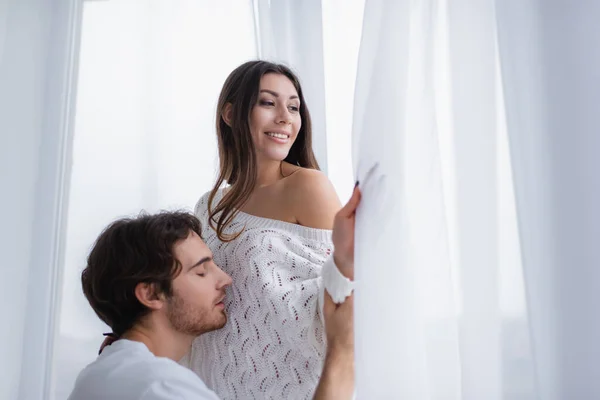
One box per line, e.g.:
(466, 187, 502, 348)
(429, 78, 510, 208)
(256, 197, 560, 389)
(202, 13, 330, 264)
(208, 60, 320, 241)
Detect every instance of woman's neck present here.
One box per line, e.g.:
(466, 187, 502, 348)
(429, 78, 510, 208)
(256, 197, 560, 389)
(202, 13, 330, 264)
(256, 159, 284, 188)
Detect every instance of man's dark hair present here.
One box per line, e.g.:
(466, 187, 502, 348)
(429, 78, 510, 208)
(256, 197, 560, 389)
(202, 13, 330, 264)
(81, 211, 202, 336)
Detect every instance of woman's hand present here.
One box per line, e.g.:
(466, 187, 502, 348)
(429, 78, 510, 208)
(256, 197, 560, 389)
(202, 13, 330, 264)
(332, 185, 361, 280)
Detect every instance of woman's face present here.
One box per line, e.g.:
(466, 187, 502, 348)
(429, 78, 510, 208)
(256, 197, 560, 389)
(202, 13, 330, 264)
(249, 73, 302, 163)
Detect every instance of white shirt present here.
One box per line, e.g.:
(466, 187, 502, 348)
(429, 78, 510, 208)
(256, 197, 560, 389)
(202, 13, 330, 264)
(68, 339, 219, 400)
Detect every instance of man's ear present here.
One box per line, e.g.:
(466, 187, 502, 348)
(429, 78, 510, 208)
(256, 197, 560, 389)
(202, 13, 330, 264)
(222, 103, 233, 127)
(134, 282, 165, 311)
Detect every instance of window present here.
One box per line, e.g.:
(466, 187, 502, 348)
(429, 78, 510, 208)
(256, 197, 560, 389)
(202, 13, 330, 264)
(51, 1, 256, 398)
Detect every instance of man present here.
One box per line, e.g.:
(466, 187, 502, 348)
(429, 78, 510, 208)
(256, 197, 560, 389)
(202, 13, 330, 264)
(68, 188, 360, 400)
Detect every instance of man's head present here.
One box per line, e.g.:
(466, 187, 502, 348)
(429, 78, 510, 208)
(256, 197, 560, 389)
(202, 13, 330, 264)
(81, 211, 232, 338)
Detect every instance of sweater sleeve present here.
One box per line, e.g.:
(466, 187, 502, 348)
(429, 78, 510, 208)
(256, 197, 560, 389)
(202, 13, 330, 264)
(321, 256, 355, 304)
(316, 256, 356, 328)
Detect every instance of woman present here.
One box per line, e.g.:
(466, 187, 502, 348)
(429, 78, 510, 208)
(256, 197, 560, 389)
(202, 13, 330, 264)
(184, 61, 354, 399)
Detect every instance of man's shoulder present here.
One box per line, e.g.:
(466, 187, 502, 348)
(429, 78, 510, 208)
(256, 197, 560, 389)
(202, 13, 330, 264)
(136, 362, 218, 400)
(138, 373, 219, 400)
(69, 342, 217, 400)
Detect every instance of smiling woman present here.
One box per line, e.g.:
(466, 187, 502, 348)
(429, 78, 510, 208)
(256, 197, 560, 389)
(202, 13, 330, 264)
(181, 60, 345, 399)
(206, 61, 326, 241)
(248, 74, 302, 165)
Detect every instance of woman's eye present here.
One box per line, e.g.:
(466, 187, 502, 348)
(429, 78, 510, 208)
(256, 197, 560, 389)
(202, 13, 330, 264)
(260, 100, 275, 106)
(289, 105, 299, 112)
(196, 273, 206, 277)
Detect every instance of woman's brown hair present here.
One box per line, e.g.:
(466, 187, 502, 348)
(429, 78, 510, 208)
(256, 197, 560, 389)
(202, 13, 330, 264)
(208, 60, 319, 241)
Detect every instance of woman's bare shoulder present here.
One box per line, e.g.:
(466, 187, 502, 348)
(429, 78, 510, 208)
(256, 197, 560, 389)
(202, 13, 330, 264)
(284, 168, 341, 229)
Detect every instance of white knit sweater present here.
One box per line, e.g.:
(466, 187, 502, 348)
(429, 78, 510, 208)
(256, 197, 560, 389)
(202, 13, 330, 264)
(183, 189, 349, 400)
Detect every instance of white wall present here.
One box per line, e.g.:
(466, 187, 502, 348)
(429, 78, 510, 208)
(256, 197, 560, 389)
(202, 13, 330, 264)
(0, 0, 79, 398)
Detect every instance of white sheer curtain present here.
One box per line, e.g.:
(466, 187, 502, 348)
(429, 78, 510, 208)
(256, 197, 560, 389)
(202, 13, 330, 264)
(496, 2, 600, 398)
(353, 0, 535, 398)
(254, 0, 330, 174)
(0, 0, 8, 62)
(354, 0, 600, 398)
(51, 1, 256, 399)
(8, 0, 600, 399)
(322, 0, 365, 202)
(1, 0, 80, 399)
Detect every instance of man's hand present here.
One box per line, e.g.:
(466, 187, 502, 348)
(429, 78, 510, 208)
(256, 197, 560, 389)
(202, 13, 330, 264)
(332, 185, 361, 280)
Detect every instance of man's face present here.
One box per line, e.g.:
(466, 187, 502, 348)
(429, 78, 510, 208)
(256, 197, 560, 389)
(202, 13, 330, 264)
(165, 231, 232, 336)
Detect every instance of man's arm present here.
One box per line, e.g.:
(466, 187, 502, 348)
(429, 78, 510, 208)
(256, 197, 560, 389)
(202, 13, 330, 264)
(314, 185, 360, 399)
(313, 293, 355, 400)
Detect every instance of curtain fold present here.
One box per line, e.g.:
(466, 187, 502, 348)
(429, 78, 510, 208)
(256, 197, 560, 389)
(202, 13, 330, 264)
(321, 0, 364, 201)
(352, 1, 419, 396)
(496, 2, 600, 398)
(353, 0, 538, 398)
(0, 0, 9, 64)
(447, 1, 501, 398)
(0, 0, 79, 399)
(254, 0, 329, 173)
(353, 0, 461, 398)
(0, 0, 47, 395)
